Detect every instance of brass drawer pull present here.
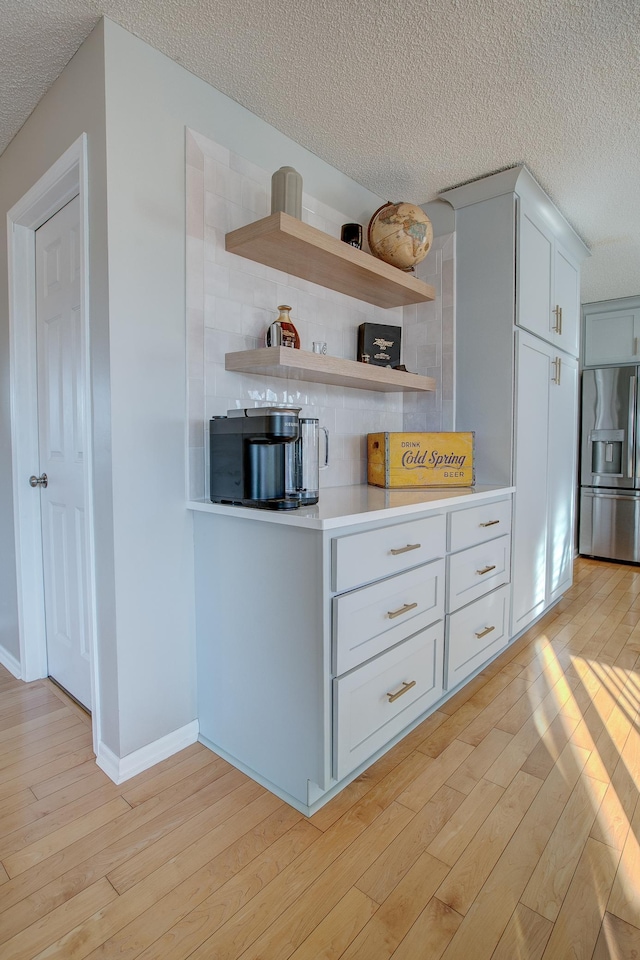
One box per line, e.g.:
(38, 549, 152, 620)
(552, 304, 563, 335)
(390, 543, 421, 556)
(387, 602, 418, 620)
(477, 564, 497, 576)
(479, 519, 500, 527)
(386, 680, 416, 703)
(475, 625, 495, 639)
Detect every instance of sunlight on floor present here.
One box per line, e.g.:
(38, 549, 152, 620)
(529, 632, 640, 934)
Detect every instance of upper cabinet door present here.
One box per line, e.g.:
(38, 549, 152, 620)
(517, 202, 580, 358)
(583, 303, 640, 367)
(552, 243, 580, 358)
(517, 205, 553, 342)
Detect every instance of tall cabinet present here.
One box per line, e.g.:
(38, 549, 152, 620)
(440, 166, 589, 636)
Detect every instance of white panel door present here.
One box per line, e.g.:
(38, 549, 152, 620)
(552, 244, 580, 358)
(517, 204, 553, 342)
(35, 196, 91, 709)
(511, 332, 551, 635)
(547, 350, 579, 602)
(584, 308, 640, 366)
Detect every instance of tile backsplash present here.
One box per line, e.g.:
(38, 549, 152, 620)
(186, 129, 454, 501)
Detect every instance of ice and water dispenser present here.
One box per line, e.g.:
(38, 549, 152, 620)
(589, 430, 624, 478)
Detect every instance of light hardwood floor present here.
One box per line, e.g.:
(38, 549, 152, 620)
(1, 556, 639, 959)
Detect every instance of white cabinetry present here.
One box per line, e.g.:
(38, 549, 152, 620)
(331, 514, 448, 782)
(512, 333, 578, 634)
(546, 348, 580, 603)
(517, 202, 581, 358)
(331, 514, 445, 592)
(193, 488, 512, 815)
(445, 499, 511, 689)
(447, 535, 510, 612)
(333, 620, 444, 781)
(446, 586, 510, 690)
(441, 166, 588, 637)
(583, 296, 640, 367)
(332, 559, 445, 675)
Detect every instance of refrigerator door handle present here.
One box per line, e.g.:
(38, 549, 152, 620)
(629, 375, 637, 479)
(636, 371, 640, 481)
(586, 492, 640, 501)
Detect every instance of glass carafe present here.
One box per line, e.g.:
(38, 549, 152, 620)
(298, 418, 329, 505)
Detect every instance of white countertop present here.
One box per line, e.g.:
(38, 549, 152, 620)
(188, 484, 514, 531)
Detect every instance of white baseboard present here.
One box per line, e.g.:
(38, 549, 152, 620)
(96, 719, 199, 784)
(0, 646, 22, 680)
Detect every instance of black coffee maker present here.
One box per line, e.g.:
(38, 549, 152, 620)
(209, 407, 301, 510)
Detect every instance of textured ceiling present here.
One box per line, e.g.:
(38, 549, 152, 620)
(2, 0, 639, 303)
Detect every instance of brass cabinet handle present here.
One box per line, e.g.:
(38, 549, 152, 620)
(475, 625, 495, 639)
(552, 356, 562, 386)
(387, 602, 418, 620)
(389, 543, 421, 556)
(552, 304, 563, 334)
(476, 564, 496, 576)
(386, 680, 416, 703)
(479, 519, 500, 527)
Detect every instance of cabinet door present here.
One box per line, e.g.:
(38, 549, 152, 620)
(547, 351, 579, 601)
(511, 333, 551, 635)
(517, 204, 553, 343)
(517, 205, 580, 358)
(552, 244, 580, 358)
(584, 307, 640, 366)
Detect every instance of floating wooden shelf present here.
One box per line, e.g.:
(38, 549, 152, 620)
(225, 347, 436, 393)
(225, 213, 436, 309)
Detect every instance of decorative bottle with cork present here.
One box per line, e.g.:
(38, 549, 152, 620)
(265, 305, 300, 349)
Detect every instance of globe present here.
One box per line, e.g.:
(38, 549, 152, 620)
(367, 202, 433, 272)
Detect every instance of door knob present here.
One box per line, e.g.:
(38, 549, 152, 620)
(29, 473, 48, 488)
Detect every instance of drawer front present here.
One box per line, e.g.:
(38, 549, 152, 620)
(333, 559, 445, 675)
(333, 622, 444, 781)
(446, 585, 510, 689)
(448, 498, 512, 553)
(447, 534, 511, 613)
(332, 514, 446, 593)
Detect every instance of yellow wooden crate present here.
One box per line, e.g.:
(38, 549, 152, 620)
(367, 432, 475, 488)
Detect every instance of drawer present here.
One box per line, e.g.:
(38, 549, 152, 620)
(448, 498, 512, 553)
(333, 621, 444, 782)
(447, 534, 511, 613)
(332, 514, 446, 593)
(446, 585, 510, 689)
(333, 559, 445, 675)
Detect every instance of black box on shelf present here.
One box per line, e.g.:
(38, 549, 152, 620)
(357, 322, 401, 367)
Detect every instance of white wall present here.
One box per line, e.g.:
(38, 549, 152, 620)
(186, 129, 405, 499)
(404, 230, 455, 433)
(0, 23, 122, 749)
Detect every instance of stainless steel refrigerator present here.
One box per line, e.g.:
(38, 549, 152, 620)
(579, 366, 640, 562)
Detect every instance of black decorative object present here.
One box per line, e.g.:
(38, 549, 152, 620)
(341, 223, 363, 249)
(358, 322, 401, 368)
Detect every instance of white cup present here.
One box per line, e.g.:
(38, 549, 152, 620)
(312, 341, 327, 355)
